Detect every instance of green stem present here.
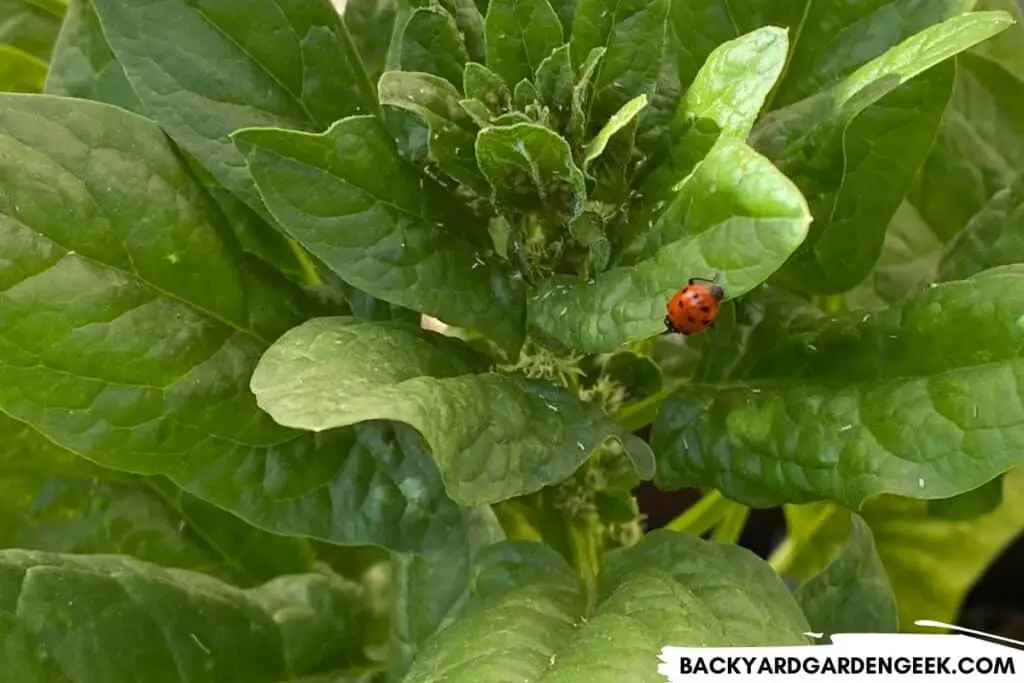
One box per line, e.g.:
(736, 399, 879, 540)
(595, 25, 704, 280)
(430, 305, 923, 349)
(567, 512, 602, 616)
(665, 489, 736, 536)
(768, 502, 839, 575)
(711, 504, 750, 544)
(287, 238, 323, 286)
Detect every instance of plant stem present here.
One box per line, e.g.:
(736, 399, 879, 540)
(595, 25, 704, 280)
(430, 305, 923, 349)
(287, 238, 323, 286)
(711, 503, 750, 544)
(567, 512, 602, 616)
(768, 502, 840, 575)
(665, 489, 735, 536)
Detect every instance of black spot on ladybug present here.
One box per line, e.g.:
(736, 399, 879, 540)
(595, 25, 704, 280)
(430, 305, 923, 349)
(677, 300, 685, 308)
(700, 305, 710, 313)
(702, 319, 710, 325)
(687, 315, 696, 323)
(691, 292, 700, 301)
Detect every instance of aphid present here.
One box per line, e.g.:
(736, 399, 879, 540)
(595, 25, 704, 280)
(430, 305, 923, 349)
(664, 275, 725, 336)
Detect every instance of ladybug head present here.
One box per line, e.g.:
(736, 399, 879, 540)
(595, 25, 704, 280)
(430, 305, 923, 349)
(709, 283, 725, 301)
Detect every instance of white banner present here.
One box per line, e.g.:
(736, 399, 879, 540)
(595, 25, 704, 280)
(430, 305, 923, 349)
(658, 622, 1024, 682)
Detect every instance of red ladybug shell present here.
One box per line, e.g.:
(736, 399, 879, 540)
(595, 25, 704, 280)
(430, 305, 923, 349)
(664, 279, 725, 335)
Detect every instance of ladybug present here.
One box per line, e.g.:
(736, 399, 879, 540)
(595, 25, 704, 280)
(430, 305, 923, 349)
(664, 275, 724, 335)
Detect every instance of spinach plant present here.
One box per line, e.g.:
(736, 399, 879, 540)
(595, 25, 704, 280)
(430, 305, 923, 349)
(0, 0, 1023, 680)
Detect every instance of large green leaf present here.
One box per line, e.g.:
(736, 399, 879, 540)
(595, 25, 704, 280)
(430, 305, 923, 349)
(777, 469, 1024, 631)
(483, 0, 563, 86)
(403, 532, 809, 681)
(0, 0, 65, 61)
(0, 94, 465, 555)
(389, 507, 505, 680)
(756, 11, 1014, 293)
(771, 0, 974, 108)
(43, 0, 146, 114)
(0, 550, 287, 682)
(249, 317, 655, 506)
(233, 117, 527, 358)
(794, 514, 898, 635)
(652, 265, 1024, 508)
(528, 138, 811, 353)
(90, 0, 377, 220)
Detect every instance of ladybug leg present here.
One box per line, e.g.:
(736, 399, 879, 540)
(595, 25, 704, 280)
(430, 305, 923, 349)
(663, 316, 675, 334)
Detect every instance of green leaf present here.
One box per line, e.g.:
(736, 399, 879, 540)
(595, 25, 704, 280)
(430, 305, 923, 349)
(248, 573, 372, 677)
(389, 507, 505, 680)
(484, 0, 563, 86)
(343, 0, 398, 82)
(0, 0, 65, 61)
(928, 475, 1004, 521)
(249, 317, 655, 506)
(528, 138, 811, 354)
(399, 6, 469, 88)
(568, 45, 604, 147)
(0, 550, 288, 682)
(655, 25, 789, 190)
(771, 0, 976, 108)
(404, 532, 809, 681)
(756, 11, 1014, 293)
(652, 265, 1024, 509)
(0, 94, 465, 555)
(570, 0, 673, 151)
(971, 0, 1024, 80)
(378, 71, 488, 196)
(91, 0, 377, 220)
(777, 470, 1024, 631)
(463, 61, 511, 114)
(43, 0, 147, 115)
(794, 515, 898, 635)
(0, 44, 45, 93)
(582, 93, 647, 169)
(438, 0, 487, 65)
(233, 117, 527, 359)
(475, 122, 587, 220)
(534, 43, 573, 130)
(459, 97, 492, 126)
(936, 177, 1024, 283)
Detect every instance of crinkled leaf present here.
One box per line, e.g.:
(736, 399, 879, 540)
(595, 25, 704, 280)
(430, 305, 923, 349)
(233, 117, 527, 359)
(582, 93, 647, 169)
(794, 515, 898, 635)
(43, 0, 147, 115)
(484, 0, 563, 86)
(778, 471, 1024, 631)
(438, 0, 487, 65)
(0, 550, 288, 682)
(0, 44, 45, 93)
(458, 97, 491, 126)
(249, 317, 655, 506)
(389, 507, 505, 680)
(475, 122, 587, 220)
(936, 177, 1024, 283)
(528, 138, 811, 353)
(756, 11, 1014, 293)
(399, 6, 468, 88)
(0, 95, 465, 555)
(534, 43, 573, 131)
(652, 265, 1024, 508)
(91, 0, 377, 220)
(513, 77, 540, 109)
(771, 0, 975, 108)
(0, 0, 65, 60)
(570, 0, 673, 152)
(404, 532, 809, 681)
(378, 71, 488, 196)
(463, 61, 511, 114)
(344, 0, 399, 82)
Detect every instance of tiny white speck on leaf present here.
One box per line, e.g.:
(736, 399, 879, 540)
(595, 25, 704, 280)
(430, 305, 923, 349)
(838, 424, 852, 432)
(560, 307, 567, 315)
(577, 441, 585, 450)
(918, 478, 925, 489)
(973, 405, 978, 418)
(545, 402, 558, 412)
